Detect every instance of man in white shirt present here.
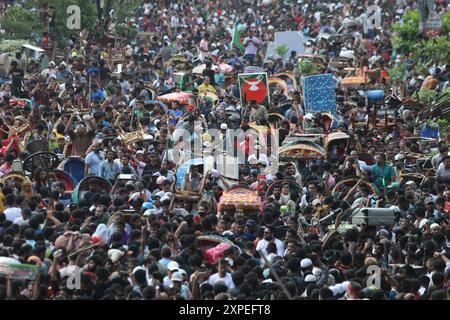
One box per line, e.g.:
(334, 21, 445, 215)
(431, 145, 448, 170)
(208, 259, 235, 290)
(256, 226, 285, 265)
(243, 29, 260, 64)
(199, 33, 210, 62)
(163, 261, 180, 289)
(4, 194, 22, 222)
(85, 143, 104, 176)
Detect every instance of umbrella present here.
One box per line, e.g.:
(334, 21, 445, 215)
(156, 91, 194, 104)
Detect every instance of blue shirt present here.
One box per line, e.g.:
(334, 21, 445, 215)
(91, 90, 105, 101)
(85, 151, 104, 176)
(169, 109, 183, 125)
(99, 160, 121, 181)
(87, 67, 100, 77)
(214, 73, 225, 87)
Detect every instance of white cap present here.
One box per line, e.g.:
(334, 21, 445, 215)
(108, 249, 125, 263)
(171, 271, 183, 282)
(405, 181, 416, 186)
(160, 195, 171, 203)
(394, 153, 405, 161)
(165, 192, 173, 198)
(305, 274, 317, 282)
(163, 35, 170, 41)
(156, 176, 167, 185)
(143, 209, 158, 217)
(154, 191, 165, 198)
(304, 113, 314, 120)
(176, 34, 182, 39)
(312, 199, 322, 206)
(301, 258, 313, 268)
(430, 223, 440, 230)
(220, 123, 228, 130)
(312, 267, 323, 277)
(167, 261, 179, 271)
(248, 154, 258, 165)
(136, 150, 144, 155)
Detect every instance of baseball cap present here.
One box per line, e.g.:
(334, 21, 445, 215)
(394, 153, 405, 161)
(246, 219, 257, 227)
(171, 271, 183, 282)
(405, 181, 416, 186)
(220, 123, 228, 130)
(167, 261, 179, 272)
(304, 113, 314, 120)
(186, 104, 196, 111)
(425, 197, 435, 205)
(300, 258, 313, 269)
(136, 150, 144, 155)
(312, 199, 322, 206)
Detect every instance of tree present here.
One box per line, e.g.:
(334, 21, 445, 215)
(297, 58, 318, 76)
(275, 44, 289, 63)
(2, 5, 41, 40)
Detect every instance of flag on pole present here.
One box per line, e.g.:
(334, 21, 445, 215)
(231, 22, 245, 50)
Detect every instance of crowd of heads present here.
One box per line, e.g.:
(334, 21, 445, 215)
(0, 0, 449, 300)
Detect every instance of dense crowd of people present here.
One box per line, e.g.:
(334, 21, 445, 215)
(0, 0, 449, 300)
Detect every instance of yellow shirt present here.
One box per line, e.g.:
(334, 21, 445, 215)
(198, 83, 217, 94)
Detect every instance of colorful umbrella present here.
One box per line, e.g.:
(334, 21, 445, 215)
(156, 91, 194, 104)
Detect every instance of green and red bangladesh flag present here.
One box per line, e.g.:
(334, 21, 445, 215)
(238, 73, 270, 109)
(231, 22, 245, 50)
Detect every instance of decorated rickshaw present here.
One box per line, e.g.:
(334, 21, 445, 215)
(173, 158, 207, 202)
(217, 185, 262, 215)
(156, 91, 195, 104)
